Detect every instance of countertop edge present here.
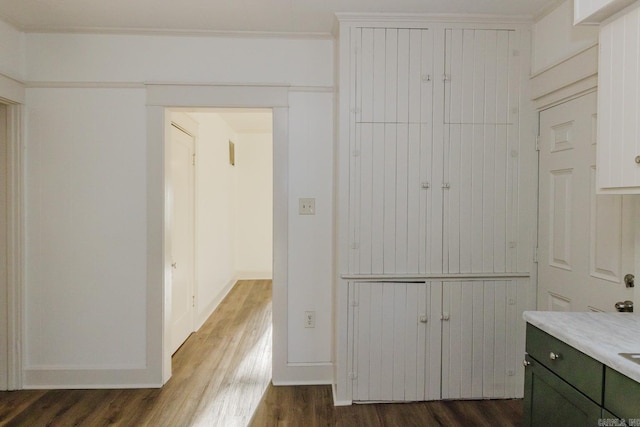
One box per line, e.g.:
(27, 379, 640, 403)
(523, 311, 640, 384)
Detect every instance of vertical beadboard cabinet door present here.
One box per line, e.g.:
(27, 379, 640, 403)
(346, 24, 534, 275)
(597, 5, 640, 193)
(349, 280, 528, 402)
(442, 29, 523, 274)
(349, 28, 439, 276)
(350, 281, 443, 402)
(440, 280, 528, 399)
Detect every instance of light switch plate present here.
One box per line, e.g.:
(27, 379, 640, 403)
(299, 198, 315, 215)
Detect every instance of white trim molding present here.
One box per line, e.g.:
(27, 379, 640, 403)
(145, 84, 300, 387)
(530, 43, 599, 110)
(335, 12, 533, 26)
(0, 75, 24, 391)
(6, 103, 23, 390)
(0, 73, 25, 104)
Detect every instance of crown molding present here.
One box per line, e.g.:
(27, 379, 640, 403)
(25, 81, 145, 89)
(21, 25, 334, 40)
(533, 0, 568, 22)
(335, 12, 534, 25)
(0, 13, 25, 32)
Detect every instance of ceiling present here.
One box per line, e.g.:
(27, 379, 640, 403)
(0, 0, 558, 35)
(187, 109, 273, 135)
(216, 109, 272, 134)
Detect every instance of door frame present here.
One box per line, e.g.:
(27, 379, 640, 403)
(146, 84, 289, 383)
(0, 73, 25, 391)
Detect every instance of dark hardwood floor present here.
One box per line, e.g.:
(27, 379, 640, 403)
(0, 279, 523, 426)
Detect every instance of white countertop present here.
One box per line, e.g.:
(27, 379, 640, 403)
(523, 311, 640, 383)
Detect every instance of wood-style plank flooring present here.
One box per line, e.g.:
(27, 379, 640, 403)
(0, 279, 523, 426)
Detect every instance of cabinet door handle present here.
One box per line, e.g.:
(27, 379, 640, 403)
(635, 155, 640, 165)
(549, 352, 561, 360)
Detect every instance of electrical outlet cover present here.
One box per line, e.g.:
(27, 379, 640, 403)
(299, 198, 315, 215)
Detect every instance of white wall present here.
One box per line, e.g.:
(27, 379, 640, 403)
(25, 33, 332, 86)
(235, 132, 273, 277)
(532, 0, 599, 73)
(21, 31, 334, 386)
(182, 112, 240, 329)
(0, 20, 24, 80)
(287, 90, 333, 364)
(24, 88, 147, 372)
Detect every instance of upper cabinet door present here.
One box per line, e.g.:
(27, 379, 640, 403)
(349, 28, 439, 275)
(354, 28, 432, 125)
(442, 29, 521, 274)
(597, 7, 640, 193)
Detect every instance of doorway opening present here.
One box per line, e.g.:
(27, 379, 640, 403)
(165, 108, 274, 407)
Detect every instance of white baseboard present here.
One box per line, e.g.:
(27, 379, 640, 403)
(195, 276, 238, 330)
(272, 361, 333, 386)
(235, 271, 273, 280)
(271, 379, 333, 386)
(332, 383, 352, 406)
(23, 366, 162, 389)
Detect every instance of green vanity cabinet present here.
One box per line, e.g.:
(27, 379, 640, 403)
(523, 353, 602, 426)
(524, 324, 604, 426)
(525, 323, 640, 425)
(604, 366, 640, 420)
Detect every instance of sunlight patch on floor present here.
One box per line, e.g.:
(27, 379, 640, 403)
(190, 323, 272, 427)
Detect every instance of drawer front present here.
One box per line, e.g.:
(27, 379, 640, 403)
(526, 324, 603, 404)
(604, 366, 640, 420)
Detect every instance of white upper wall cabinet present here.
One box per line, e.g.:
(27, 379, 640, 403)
(597, 5, 640, 193)
(574, 0, 637, 24)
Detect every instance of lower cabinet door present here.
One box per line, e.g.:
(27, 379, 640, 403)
(524, 355, 602, 427)
(351, 282, 442, 401)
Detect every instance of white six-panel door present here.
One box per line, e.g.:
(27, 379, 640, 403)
(538, 92, 635, 312)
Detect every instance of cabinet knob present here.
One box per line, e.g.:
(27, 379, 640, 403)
(636, 155, 640, 165)
(419, 315, 428, 323)
(441, 313, 450, 321)
(523, 359, 531, 367)
(549, 352, 561, 360)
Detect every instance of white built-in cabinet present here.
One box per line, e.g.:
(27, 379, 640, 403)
(347, 26, 529, 275)
(349, 280, 528, 402)
(336, 16, 536, 404)
(596, 4, 640, 193)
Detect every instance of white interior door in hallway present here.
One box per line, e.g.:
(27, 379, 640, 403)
(170, 124, 196, 354)
(538, 92, 635, 312)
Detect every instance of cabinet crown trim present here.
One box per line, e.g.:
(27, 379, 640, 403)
(336, 12, 533, 25)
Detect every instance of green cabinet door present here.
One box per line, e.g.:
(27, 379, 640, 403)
(524, 355, 602, 427)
